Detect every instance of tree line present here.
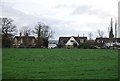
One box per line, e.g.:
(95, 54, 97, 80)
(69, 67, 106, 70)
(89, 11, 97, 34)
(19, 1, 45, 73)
(0, 17, 54, 48)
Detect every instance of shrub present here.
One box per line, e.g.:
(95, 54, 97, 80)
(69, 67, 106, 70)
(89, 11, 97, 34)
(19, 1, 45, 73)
(57, 44, 64, 48)
(73, 43, 77, 47)
(78, 43, 89, 49)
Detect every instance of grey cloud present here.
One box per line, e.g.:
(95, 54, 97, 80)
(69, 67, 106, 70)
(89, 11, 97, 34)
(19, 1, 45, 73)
(55, 4, 102, 16)
(0, 2, 76, 39)
(1, 2, 40, 26)
(54, 4, 77, 9)
(71, 5, 111, 17)
(0, 2, 110, 40)
(52, 26, 89, 40)
(55, 4, 112, 18)
(54, 4, 67, 8)
(0, 2, 65, 27)
(71, 5, 92, 15)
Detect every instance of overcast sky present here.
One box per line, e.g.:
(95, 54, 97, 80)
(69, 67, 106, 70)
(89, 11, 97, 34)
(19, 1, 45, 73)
(0, 0, 119, 40)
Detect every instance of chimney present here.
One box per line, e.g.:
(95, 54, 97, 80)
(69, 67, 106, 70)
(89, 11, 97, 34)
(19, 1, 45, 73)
(78, 34, 79, 37)
(83, 33, 84, 37)
(20, 32, 22, 37)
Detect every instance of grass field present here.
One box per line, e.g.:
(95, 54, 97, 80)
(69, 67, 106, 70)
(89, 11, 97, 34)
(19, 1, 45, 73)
(2, 48, 118, 79)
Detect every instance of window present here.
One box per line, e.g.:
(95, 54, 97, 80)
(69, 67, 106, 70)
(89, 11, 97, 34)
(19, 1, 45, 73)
(60, 41, 63, 43)
(64, 41, 66, 43)
(97, 40, 100, 43)
(118, 41, 120, 43)
(71, 40, 74, 42)
(104, 41, 106, 43)
(84, 40, 86, 43)
(80, 39, 84, 43)
(113, 41, 115, 43)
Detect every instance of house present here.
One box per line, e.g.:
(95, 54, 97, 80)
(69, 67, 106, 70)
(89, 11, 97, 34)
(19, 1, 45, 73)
(96, 38, 120, 48)
(58, 36, 87, 47)
(13, 35, 36, 47)
(95, 23, 120, 49)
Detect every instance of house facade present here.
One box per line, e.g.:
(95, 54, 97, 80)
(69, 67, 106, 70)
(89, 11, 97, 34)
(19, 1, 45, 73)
(13, 36, 36, 47)
(59, 36, 87, 47)
(96, 38, 120, 48)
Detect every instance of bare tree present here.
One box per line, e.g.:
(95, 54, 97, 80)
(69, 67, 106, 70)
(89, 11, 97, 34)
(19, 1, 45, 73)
(0, 17, 16, 36)
(88, 32, 93, 40)
(33, 22, 54, 47)
(0, 17, 16, 47)
(97, 29, 105, 38)
(33, 22, 53, 39)
(20, 25, 31, 36)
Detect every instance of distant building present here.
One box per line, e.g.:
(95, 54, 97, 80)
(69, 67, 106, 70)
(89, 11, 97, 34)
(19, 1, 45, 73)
(58, 36, 87, 47)
(48, 40, 58, 48)
(95, 23, 120, 48)
(96, 38, 120, 48)
(13, 36, 36, 47)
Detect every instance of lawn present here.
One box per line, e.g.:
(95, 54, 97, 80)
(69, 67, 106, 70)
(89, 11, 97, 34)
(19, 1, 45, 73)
(2, 48, 118, 79)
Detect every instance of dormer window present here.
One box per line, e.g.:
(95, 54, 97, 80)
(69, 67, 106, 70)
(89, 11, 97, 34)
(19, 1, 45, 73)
(80, 39, 84, 43)
(71, 40, 74, 42)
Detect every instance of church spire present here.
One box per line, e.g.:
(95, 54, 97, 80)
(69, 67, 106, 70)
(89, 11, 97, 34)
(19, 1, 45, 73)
(109, 18, 114, 38)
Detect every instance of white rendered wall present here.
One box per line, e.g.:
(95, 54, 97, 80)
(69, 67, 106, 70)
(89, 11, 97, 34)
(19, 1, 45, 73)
(65, 37, 79, 46)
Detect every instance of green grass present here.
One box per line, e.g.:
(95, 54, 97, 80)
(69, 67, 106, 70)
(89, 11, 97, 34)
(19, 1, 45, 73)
(2, 48, 118, 79)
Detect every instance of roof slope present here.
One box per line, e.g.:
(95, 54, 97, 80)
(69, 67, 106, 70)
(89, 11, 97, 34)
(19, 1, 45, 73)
(59, 36, 87, 45)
